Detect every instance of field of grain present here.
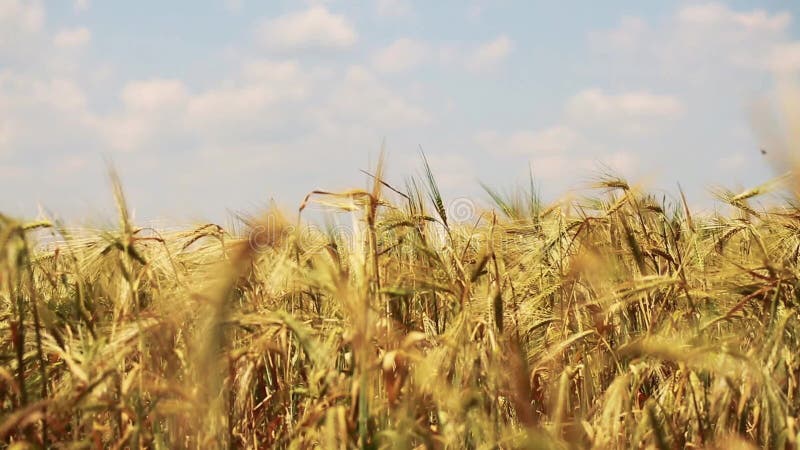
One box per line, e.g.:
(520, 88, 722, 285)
(2, 153, 800, 449)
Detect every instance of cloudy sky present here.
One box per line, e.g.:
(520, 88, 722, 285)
(1, 0, 799, 221)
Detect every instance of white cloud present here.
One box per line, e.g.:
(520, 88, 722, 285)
(86, 79, 189, 152)
(86, 59, 429, 158)
(34, 78, 87, 111)
(53, 27, 91, 49)
(467, 35, 513, 72)
(589, 16, 647, 52)
(376, 0, 412, 18)
(0, 72, 95, 161)
(678, 3, 790, 33)
(54, 154, 88, 175)
(256, 6, 357, 51)
(73, 0, 89, 12)
(473, 123, 640, 180)
(718, 152, 747, 170)
(592, 3, 796, 76)
(0, 164, 28, 179)
(0, 120, 12, 155)
(96, 115, 152, 152)
(188, 60, 309, 122)
(121, 79, 188, 111)
(223, 0, 241, 13)
(372, 38, 430, 73)
(0, 0, 45, 56)
(241, 59, 310, 87)
(320, 66, 431, 129)
(0, 0, 44, 33)
(186, 61, 310, 133)
(528, 155, 571, 179)
(675, 3, 792, 71)
(1, 76, 88, 116)
(763, 42, 800, 74)
(0, 1, 434, 216)
(186, 86, 275, 125)
(419, 153, 474, 190)
(527, 151, 638, 181)
(96, 64, 312, 152)
(475, 125, 578, 155)
(600, 150, 637, 174)
(260, 27, 498, 77)
(467, 1, 492, 21)
(567, 89, 684, 122)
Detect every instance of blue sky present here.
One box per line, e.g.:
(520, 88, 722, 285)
(1, 0, 799, 221)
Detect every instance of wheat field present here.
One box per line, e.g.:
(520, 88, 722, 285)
(2, 148, 800, 449)
(4, 87, 800, 449)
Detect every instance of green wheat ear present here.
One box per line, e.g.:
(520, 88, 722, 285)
(419, 148, 448, 228)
